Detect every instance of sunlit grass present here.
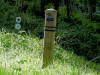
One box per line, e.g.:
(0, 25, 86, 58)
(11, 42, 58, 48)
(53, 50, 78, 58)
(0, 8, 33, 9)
(0, 32, 100, 75)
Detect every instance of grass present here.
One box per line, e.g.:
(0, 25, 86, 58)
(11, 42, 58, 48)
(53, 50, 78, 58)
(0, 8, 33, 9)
(0, 31, 100, 75)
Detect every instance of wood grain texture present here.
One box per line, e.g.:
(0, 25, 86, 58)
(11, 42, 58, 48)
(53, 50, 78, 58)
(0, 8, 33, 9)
(42, 9, 57, 68)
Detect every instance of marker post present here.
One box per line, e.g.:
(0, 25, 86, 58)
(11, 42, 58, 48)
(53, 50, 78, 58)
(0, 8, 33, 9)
(42, 9, 57, 68)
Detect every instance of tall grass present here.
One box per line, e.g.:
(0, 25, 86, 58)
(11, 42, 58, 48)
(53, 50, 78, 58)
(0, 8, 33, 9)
(0, 31, 100, 75)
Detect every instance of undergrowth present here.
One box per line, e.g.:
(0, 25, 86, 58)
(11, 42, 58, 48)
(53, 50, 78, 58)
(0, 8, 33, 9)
(0, 31, 100, 75)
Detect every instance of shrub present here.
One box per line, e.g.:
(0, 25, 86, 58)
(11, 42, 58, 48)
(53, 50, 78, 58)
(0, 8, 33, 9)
(93, 12, 100, 22)
(56, 23, 100, 63)
(0, 1, 44, 36)
(0, 2, 17, 29)
(58, 6, 67, 22)
(26, 1, 41, 16)
(20, 13, 44, 38)
(44, 3, 54, 9)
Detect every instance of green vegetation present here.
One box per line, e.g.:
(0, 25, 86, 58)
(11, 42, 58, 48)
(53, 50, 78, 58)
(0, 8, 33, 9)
(56, 23, 100, 63)
(0, 32, 100, 75)
(0, 0, 100, 75)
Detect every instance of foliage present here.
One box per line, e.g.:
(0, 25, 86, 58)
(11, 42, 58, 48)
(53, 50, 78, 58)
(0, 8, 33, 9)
(58, 6, 67, 21)
(0, 0, 100, 67)
(0, 67, 15, 75)
(0, 2, 17, 29)
(56, 4, 100, 63)
(56, 23, 100, 63)
(68, 12, 100, 32)
(93, 12, 100, 22)
(0, 32, 99, 75)
(25, 1, 41, 16)
(71, 13, 83, 24)
(44, 3, 54, 9)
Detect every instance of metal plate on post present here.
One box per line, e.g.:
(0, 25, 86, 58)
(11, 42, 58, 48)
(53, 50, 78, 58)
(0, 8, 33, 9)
(15, 24, 21, 30)
(16, 17, 21, 23)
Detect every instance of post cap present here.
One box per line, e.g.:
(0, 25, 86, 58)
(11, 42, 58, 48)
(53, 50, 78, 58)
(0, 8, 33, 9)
(46, 9, 57, 12)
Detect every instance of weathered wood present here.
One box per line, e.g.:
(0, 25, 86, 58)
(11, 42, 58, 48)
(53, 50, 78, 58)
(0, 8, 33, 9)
(42, 9, 57, 68)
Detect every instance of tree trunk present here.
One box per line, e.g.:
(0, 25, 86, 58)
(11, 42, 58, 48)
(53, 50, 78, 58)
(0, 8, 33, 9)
(64, 0, 71, 21)
(88, 0, 97, 21)
(54, 0, 59, 11)
(41, 0, 45, 18)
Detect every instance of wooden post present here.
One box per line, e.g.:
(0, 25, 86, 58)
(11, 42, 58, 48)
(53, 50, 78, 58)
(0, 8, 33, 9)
(42, 9, 57, 68)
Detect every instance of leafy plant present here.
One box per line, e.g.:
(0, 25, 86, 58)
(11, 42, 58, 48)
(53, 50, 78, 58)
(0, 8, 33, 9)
(56, 24, 100, 63)
(44, 3, 54, 9)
